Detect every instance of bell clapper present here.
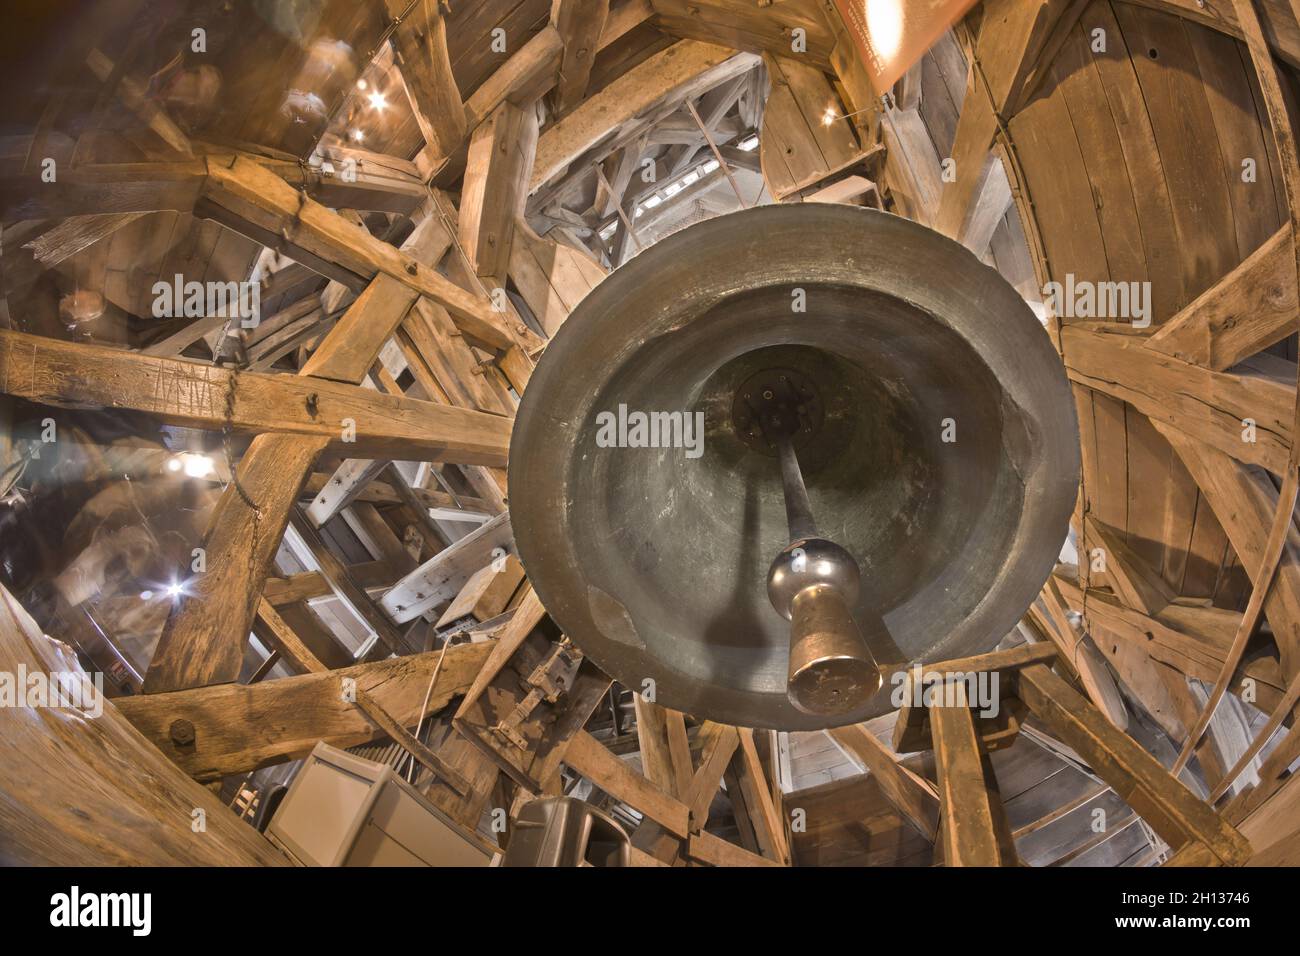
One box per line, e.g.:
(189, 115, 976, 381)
(739, 370, 883, 716)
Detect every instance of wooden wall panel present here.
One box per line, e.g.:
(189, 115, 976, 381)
(1007, 0, 1287, 611)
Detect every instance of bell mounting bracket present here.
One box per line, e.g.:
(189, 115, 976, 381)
(730, 367, 825, 454)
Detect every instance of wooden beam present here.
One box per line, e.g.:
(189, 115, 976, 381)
(1037, 575, 1131, 729)
(1122, 0, 1300, 69)
(530, 41, 757, 192)
(564, 730, 692, 836)
(144, 433, 326, 693)
(1084, 515, 1175, 616)
(21, 212, 147, 268)
(352, 687, 471, 794)
(1015, 662, 1253, 865)
(1144, 225, 1293, 371)
(465, 28, 565, 132)
(0, 330, 512, 464)
(930, 680, 1016, 866)
(551, 0, 611, 115)
(729, 728, 792, 863)
(508, 218, 607, 335)
(687, 829, 781, 867)
(116, 639, 494, 781)
(0, 585, 286, 865)
(252, 599, 327, 674)
(86, 48, 192, 156)
(199, 156, 516, 350)
(387, 0, 467, 158)
(934, 0, 1087, 243)
(137, 210, 497, 695)
(683, 722, 739, 827)
(381, 511, 515, 623)
(288, 508, 411, 656)
(460, 102, 539, 282)
(1053, 573, 1286, 712)
(1061, 325, 1292, 475)
(1155, 421, 1300, 681)
(0, 158, 208, 220)
(633, 695, 676, 790)
(828, 723, 940, 842)
(296, 273, 418, 383)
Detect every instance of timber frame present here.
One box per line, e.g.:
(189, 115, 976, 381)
(1, 0, 1300, 869)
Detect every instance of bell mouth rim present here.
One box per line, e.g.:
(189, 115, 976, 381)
(509, 204, 1080, 731)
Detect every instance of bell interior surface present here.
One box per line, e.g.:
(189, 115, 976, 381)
(510, 204, 1079, 730)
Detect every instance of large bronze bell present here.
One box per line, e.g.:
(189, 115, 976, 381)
(510, 205, 1079, 730)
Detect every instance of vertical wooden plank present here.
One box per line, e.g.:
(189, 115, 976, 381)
(930, 680, 1011, 866)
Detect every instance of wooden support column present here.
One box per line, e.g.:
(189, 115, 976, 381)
(930, 680, 1018, 866)
(460, 102, 540, 284)
(387, 0, 467, 159)
(551, 0, 611, 115)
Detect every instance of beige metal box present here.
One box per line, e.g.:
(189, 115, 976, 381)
(266, 742, 498, 867)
